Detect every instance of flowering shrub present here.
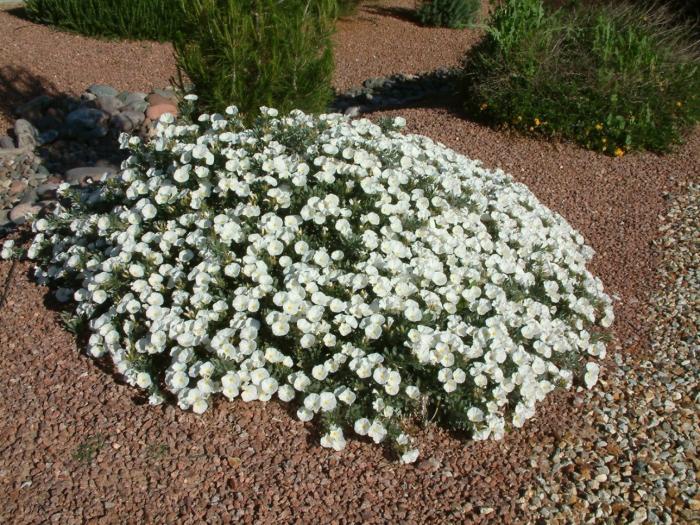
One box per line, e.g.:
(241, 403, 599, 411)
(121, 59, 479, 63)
(10, 103, 614, 462)
(462, 0, 700, 155)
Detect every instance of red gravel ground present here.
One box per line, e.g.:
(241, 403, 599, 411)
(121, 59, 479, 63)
(1, 1, 699, 523)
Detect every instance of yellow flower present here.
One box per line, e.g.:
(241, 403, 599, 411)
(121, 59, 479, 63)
(614, 147, 624, 157)
(534, 118, 541, 126)
(595, 123, 603, 131)
(676, 101, 683, 108)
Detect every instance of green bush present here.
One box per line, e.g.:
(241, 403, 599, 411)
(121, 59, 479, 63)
(462, 0, 700, 155)
(417, 0, 481, 28)
(24, 0, 187, 41)
(174, 0, 336, 119)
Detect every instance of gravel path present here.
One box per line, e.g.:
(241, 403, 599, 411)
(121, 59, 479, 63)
(0, 1, 699, 523)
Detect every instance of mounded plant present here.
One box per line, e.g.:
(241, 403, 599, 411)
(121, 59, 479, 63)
(462, 0, 700, 155)
(24, 0, 187, 41)
(417, 0, 481, 28)
(174, 0, 336, 118)
(8, 104, 613, 461)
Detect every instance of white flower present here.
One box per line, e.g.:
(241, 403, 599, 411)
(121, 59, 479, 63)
(312, 364, 328, 381)
(320, 425, 346, 451)
(400, 448, 419, 464)
(136, 372, 152, 389)
(319, 392, 337, 412)
(467, 407, 484, 423)
(297, 407, 313, 422)
(367, 421, 387, 444)
(584, 362, 600, 389)
(278, 384, 295, 402)
(354, 418, 371, 436)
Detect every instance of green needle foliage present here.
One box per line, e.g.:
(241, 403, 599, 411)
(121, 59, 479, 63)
(174, 0, 336, 119)
(417, 0, 481, 28)
(24, 0, 187, 41)
(462, 0, 700, 155)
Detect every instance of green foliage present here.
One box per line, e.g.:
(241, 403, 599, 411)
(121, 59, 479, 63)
(417, 0, 481, 28)
(174, 0, 336, 119)
(72, 435, 105, 464)
(462, 0, 700, 154)
(24, 0, 187, 41)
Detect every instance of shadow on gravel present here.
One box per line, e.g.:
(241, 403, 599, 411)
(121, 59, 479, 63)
(363, 5, 419, 25)
(330, 67, 470, 122)
(0, 65, 64, 125)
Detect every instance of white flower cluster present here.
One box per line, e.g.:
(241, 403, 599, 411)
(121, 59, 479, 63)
(13, 105, 613, 462)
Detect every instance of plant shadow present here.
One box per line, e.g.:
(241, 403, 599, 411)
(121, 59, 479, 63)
(363, 5, 419, 25)
(0, 65, 128, 171)
(330, 67, 470, 121)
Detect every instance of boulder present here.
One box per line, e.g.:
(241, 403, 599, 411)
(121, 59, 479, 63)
(87, 84, 119, 98)
(146, 103, 178, 121)
(95, 95, 124, 116)
(123, 100, 149, 114)
(117, 91, 147, 106)
(65, 107, 109, 130)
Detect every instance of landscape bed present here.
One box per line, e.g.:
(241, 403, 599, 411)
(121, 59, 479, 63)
(0, 0, 698, 523)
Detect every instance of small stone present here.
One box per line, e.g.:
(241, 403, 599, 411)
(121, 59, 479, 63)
(14, 119, 38, 149)
(35, 182, 59, 200)
(20, 189, 38, 204)
(344, 106, 362, 118)
(95, 95, 124, 116)
(87, 84, 119, 98)
(38, 129, 60, 146)
(64, 166, 117, 186)
(146, 104, 178, 121)
(9, 180, 27, 196)
(9, 203, 41, 224)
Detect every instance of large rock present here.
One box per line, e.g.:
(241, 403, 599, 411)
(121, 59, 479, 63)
(147, 93, 177, 107)
(14, 119, 38, 149)
(95, 95, 124, 116)
(65, 107, 109, 129)
(87, 84, 119, 98)
(123, 100, 149, 114)
(146, 103, 178, 121)
(149, 89, 177, 102)
(117, 91, 147, 106)
(64, 166, 117, 186)
(111, 111, 146, 132)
